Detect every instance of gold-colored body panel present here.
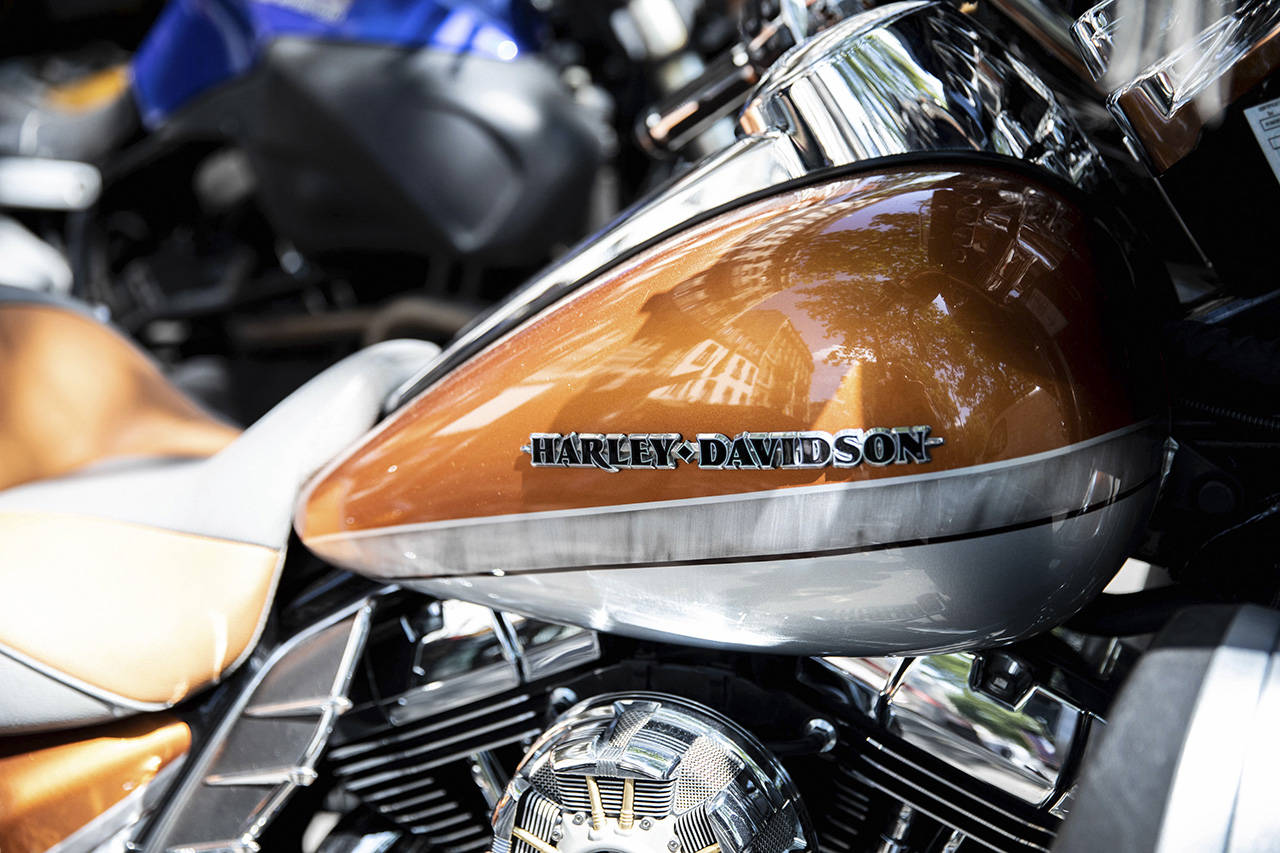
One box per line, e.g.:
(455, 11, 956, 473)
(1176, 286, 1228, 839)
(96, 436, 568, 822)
(0, 512, 280, 704)
(0, 716, 189, 853)
(301, 167, 1155, 541)
(0, 304, 238, 493)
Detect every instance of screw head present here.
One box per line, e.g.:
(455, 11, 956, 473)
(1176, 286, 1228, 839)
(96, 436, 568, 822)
(572, 813, 587, 825)
(668, 841, 680, 851)
(551, 829, 564, 842)
(640, 818, 653, 831)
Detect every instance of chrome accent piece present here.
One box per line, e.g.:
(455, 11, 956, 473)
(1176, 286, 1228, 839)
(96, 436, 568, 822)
(243, 696, 353, 718)
(163, 842, 257, 853)
(202, 767, 320, 787)
(470, 750, 508, 809)
(824, 650, 1085, 804)
(1047, 786, 1076, 820)
(1070, 0, 1120, 79)
(985, 0, 1093, 78)
(1073, 0, 1280, 171)
(887, 654, 1085, 807)
(741, 1, 1100, 186)
(385, 601, 600, 726)
(495, 694, 813, 853)
(501, 613, 602, 683)
(0, 156, 100, 209)
(820, 652, 1087, 807)
(812, 656, 902, 718)
(391, 600, 522, 725)
(142, 597, 374, 853)
(389, 1, 1096, 409)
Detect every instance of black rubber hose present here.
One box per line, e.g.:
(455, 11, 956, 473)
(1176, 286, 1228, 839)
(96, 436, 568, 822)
(1178, 399, 1280, 432)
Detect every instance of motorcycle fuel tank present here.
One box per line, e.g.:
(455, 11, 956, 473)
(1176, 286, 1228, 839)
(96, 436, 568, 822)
(297, 163, 1165, 655)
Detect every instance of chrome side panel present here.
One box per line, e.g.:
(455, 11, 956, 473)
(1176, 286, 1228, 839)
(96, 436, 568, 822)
(141, 597, 375, 853)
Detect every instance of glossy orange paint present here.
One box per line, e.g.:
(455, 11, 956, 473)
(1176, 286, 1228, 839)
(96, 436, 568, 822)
(0, 715, 189, 852)
(301, 166, 1159, 540)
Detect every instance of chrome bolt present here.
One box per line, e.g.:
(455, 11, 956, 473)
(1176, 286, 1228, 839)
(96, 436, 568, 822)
(551, 829, 564, 842)
(572, 813, 587, 826)
(668, 841, 680, 851)
(640, 818, 653, 831)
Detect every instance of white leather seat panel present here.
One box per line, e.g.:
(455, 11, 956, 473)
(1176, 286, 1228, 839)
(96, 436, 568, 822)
(0, 339, 439, 731)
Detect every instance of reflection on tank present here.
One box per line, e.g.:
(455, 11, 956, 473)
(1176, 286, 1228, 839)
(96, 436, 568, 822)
(301, 167, 1159, 533)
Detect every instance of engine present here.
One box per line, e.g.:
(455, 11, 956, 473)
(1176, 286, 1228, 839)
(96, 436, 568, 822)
(493, 694, 811, 853)
(320, 596, 1115, 853)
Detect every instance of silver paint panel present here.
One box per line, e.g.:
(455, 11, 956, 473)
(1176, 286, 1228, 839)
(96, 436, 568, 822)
(398, 482, 1157, 655)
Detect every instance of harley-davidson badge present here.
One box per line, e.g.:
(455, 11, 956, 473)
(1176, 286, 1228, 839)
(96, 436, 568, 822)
(520, 428, 943, 472)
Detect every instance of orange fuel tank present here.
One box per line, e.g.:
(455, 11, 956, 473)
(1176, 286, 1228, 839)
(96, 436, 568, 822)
(298, 164, 1166, 655)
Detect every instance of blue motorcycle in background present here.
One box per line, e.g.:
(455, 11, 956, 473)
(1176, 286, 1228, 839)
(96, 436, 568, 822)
(0, 0, 733, 419)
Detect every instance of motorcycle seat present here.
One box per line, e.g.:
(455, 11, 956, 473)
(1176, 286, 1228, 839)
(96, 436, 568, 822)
(0, 286, 436, 733)
(0, 63, 139, 163)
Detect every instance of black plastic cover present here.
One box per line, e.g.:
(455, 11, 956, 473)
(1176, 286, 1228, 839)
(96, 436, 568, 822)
(242, 38, 603, 265)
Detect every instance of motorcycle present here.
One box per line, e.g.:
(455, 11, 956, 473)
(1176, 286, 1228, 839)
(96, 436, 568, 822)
(4, 1, 1280, 851)
(0, 0, 744, 420)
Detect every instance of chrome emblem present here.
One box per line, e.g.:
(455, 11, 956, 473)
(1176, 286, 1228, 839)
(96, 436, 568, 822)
(521, 428, 943, 472)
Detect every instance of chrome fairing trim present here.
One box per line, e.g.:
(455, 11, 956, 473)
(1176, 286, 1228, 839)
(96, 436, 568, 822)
(388, 0, 1099, 409)
(397, 481, 1157, 656)
(740, 1, 1100, 184)
(141, 594, 378, 853)
(307, 422, 1161, 578)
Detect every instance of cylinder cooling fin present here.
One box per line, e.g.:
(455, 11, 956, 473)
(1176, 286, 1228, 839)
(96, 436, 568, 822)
(492, 693, 813, 853)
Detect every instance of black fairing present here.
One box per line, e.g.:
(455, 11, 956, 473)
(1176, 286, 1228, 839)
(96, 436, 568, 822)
(242, 38, 603, 264)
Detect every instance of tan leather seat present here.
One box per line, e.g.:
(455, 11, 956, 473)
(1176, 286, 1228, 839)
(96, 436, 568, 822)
(0, 298, 240, 492)
(0, 287, 437, 732)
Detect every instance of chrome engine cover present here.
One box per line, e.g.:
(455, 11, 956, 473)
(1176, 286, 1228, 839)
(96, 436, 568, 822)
(493, 694, 812, 853)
